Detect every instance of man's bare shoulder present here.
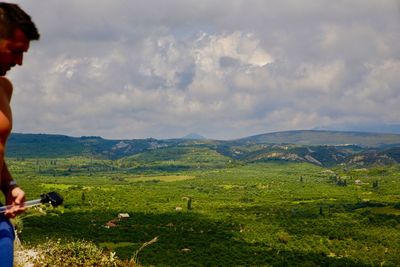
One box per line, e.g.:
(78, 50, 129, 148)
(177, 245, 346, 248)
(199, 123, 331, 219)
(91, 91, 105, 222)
(0, 77, 13, 102)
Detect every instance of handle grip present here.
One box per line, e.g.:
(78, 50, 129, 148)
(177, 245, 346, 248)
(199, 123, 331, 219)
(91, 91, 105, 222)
(0, 191, 63, 214)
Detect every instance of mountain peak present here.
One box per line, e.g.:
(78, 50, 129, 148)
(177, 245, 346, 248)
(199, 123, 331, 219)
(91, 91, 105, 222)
(181, 133, 206, 140)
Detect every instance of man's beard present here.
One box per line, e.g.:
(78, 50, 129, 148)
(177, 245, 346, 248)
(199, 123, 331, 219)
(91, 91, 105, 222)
(0, 65, 10, 76)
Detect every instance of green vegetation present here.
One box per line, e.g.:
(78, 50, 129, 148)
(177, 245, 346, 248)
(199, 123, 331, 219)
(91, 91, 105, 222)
(119, 146, 233, 171)
(7, 132, 400, 168)
(4, 156, 400, 266)
(28, 239, 128, 266)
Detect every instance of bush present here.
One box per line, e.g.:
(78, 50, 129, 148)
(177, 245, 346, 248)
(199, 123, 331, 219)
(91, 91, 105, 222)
(277, 231, 291, 244)
(30, 239, 135, 267)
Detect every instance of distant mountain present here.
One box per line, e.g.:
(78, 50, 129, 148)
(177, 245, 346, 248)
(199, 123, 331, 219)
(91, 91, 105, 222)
(236, 130, 400, 147)
(6, 133, 181, 159)
(6, 130, 400, 168)
(181, 133, 206, 140)
(314, 123, 400, 134)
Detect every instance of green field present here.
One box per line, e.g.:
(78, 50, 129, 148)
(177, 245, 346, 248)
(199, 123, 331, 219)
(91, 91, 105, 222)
(4, 157, 400, 266)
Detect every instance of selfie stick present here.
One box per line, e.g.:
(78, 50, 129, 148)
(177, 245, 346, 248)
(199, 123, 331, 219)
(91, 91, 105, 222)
(0, 191, 63, 213)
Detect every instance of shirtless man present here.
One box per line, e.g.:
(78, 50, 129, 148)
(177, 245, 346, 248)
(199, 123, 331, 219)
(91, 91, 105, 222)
(0, 3, 39, 266)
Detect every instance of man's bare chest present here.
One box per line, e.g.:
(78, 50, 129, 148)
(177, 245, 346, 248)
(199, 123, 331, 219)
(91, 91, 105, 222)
(0, 109, 11, 138)
(0, 87, 12, 142)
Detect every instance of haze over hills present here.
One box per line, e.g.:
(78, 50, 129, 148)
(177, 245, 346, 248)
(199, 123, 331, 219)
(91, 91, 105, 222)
(237, 130, 400, 147)
(6, 130, 400, 167)
(181, 133, 207, 140)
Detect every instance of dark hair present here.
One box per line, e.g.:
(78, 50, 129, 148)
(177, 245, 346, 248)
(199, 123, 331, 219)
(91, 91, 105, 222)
(0, 2, 40, 40)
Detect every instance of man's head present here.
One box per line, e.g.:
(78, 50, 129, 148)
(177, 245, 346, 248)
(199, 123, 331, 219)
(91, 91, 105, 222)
(0, 3, 39, 76)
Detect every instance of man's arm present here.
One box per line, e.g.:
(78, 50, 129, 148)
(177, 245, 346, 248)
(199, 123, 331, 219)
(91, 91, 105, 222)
(1, 162, 25, 218)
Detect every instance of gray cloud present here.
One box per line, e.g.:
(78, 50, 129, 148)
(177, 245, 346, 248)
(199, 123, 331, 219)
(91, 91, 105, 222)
(6, 0, 400, 139)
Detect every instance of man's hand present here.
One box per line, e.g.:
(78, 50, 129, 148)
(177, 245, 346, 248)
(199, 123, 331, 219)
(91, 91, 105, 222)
(4, 187, 26, 218)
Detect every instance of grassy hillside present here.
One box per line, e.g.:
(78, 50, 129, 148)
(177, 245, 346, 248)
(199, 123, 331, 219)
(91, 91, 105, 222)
(118, 146, 233, 172)
(6, 133, 180, 159)
(7, 132, 400, 168)
(7, 133, 86, 158)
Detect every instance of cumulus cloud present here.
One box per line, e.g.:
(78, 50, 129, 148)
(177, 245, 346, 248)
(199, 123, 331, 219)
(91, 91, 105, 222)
(6, 0, 400, 139)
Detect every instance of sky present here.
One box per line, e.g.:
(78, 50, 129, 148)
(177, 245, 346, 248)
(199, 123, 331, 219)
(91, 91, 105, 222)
(5, 0, 400, 140)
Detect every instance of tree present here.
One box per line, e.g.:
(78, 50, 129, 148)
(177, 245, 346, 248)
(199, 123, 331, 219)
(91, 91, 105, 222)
(81, 192, 86, 204)
(187, 197, 192, 210)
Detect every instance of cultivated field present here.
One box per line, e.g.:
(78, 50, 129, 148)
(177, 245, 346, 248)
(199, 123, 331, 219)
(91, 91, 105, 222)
(5, 157, 400, 266)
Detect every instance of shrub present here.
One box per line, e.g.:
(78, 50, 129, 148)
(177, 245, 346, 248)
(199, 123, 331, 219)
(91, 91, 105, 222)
(277, 231, 291, 244)
(30, 239, 134, 267)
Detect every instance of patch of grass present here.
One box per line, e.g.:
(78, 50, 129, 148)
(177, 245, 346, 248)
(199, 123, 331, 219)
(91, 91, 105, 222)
(27, 239, 129, 267)
(130, 175, 195, 183)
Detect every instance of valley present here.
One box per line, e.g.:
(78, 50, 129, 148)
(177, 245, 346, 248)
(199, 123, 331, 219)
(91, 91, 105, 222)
(5, 130, 400, 266)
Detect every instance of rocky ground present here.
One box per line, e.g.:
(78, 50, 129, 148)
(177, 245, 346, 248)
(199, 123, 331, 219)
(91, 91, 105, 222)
(14, 248, 38, 267)
(14, 235, 38, 267)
